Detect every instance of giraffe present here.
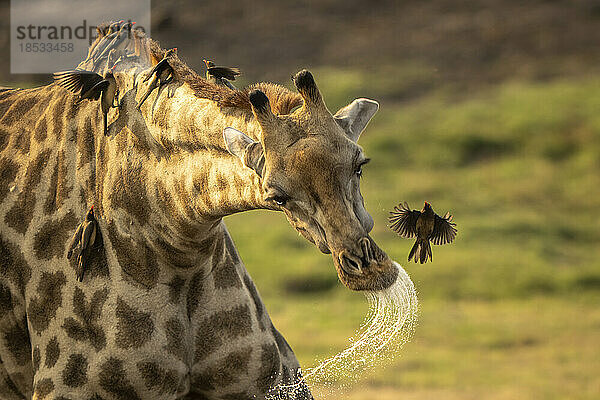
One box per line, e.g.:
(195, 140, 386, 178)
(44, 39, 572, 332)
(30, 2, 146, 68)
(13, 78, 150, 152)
(0, 26, 398, 400)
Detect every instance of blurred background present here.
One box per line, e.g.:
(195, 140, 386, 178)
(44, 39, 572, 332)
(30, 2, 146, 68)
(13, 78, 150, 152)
(2, 1, 600, 398)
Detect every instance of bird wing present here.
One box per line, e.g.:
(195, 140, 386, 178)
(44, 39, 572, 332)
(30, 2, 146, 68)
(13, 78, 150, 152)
(53, 70, 104, 96)
(81, 220, 97, 250)
(145, 58, 172, 82)
(80, 79, 109, 101)
(66, 223, 84, 259)
(389, 201, 421, 238)
(431, 212, 457, 245)
(207, 66, 241, 80)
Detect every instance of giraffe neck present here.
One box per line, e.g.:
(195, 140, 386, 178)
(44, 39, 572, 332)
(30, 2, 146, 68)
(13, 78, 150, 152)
(95, 80, 273, 267)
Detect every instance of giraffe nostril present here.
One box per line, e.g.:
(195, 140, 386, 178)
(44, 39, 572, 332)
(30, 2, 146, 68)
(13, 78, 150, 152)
(339, 251, 363, 276)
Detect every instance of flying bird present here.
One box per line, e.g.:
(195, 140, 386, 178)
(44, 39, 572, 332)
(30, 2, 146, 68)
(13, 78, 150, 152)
(67, 206, 101, 282)
(53, 66, 118, 135)
(203, 59, 240, 90)
(137, 48, 177, 109)
(389, 201, 457, 264)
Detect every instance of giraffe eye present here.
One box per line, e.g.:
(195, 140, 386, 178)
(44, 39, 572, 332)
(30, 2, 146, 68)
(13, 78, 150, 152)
(355, 158, 370, 178)
(265, 192, 289, 207)
(271, 196, 287, 206)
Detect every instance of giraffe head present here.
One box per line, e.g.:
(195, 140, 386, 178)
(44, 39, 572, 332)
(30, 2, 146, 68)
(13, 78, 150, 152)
(224, 70, 398, 291)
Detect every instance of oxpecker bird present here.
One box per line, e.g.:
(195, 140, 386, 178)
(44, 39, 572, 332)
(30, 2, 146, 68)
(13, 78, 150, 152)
(67, 206, 101, 282)
(137, 48, 177, 109)
(203, 59, 240, 90)
(53, 66, 119, 135)
(389, 201, 457, 264)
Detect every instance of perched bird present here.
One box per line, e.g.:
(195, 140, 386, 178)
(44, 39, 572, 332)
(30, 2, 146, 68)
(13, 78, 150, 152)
(67, 206, 101, 282)
(389, 201, 457, 264)
(203, 59, 240, 90)
(53, 66, 118, 135)
(95, 21, 135, 63)
(137, 48, 177, 109)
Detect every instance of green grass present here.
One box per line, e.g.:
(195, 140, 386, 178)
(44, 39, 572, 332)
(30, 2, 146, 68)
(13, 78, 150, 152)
(224, 73, 600, 399)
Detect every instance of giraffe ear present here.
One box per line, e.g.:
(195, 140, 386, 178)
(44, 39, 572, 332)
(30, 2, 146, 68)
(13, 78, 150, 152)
(334, 98, 379, 142)
(223, 127, 265, 177)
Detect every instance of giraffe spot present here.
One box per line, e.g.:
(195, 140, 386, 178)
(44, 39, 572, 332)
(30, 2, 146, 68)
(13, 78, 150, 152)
(212, 237, 242, 290)
(224, 232, 241, 264)
(194, 304, 252, 362)
(192, 346, 252, 391)
(3, 322, 31, 366)
(77, 118, 94, 168)
(33, 210, 78, 260)
(167, 275, 185, 304)
(62, 287, 108, 351)
(257, 343, 281, 393)
(212, 259, 242, 290)
(214, 172, 228, 193)
(136, 361, 179, 395)
(211, 235, 224, 266)
(0, 95, 39, 126)
(98, 357, 141, 400)
(45, 337, 60, 368)
(164, 318, 185, 362)
(13, 129, 31, 154)
(156, 182, 202, 239)
(106, 222, 158, 290)
(244, 274, 266, 331)
(272, 325, 293, 358)
(51, 91, 67, 137)
(34, 116, 47, 142)
(115, 297, 154, 349)
(0, 283, 13, 317)
(0, 235, 32, 294)
(192, 171, 209, 198)
(33, 346, 41, 373)
(1, 372, 24, 398)
(64, 96, 78, 121)
(45, 159, 59, 211)
(0, 158, 18, 205)
(5, 148, 51, 234)
(186, 271, 205, 320)
(28, 271, 66, 334)
(62, 353, 88, 387)
(34, 378, 54, 400)
(0, 127, 8, 151)
(109, 162, 150, 225)
(153, 236, 196, 269)
(44, 150, 72, 214)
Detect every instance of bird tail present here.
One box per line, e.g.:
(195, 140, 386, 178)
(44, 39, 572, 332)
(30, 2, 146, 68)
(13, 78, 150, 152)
(420, 240, 432, 264)
(408, 240, 420, 263)
(103, 112, 108, 136)
(408, 239, 432, 264)
(77, 255, 85, 282)
(137, 89, 151, 110)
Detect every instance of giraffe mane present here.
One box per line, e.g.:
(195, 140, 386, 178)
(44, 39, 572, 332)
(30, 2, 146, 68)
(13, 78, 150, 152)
(84, 22, 303, 116)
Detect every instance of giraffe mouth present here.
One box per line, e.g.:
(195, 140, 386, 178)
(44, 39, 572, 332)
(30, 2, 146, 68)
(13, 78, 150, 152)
(331, 237, 398, 291)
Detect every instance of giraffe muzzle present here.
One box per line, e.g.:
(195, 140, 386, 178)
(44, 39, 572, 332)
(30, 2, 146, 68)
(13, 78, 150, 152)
(333, 237, 398, 291)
